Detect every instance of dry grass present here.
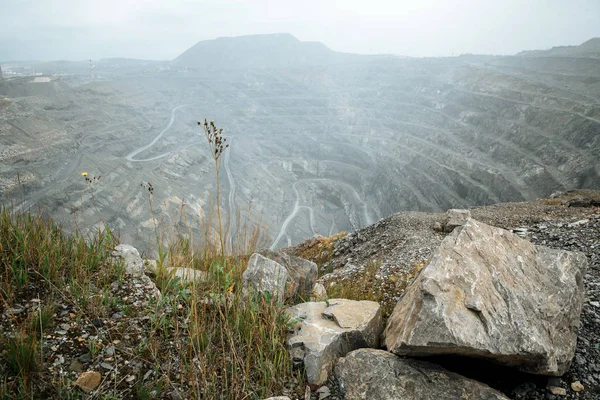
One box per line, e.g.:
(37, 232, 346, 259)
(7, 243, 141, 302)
(293, 232, 347, 267)
(0, 201, 302, 399)
(327, 259, 428, 319)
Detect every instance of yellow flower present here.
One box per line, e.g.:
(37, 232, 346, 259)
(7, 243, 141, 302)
(81, 172, 88, 177)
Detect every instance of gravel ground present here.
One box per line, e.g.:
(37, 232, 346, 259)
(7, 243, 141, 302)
(287, 190, 600, 400)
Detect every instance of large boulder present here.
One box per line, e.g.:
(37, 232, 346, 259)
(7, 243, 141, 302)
(384, 219, 587, 375)
(286, 299, 382, 386)
(243, 253, 289, 301)
(259, 250, 318, 300)
(112, 244, 144, 276)
(335, 348, 509, 400)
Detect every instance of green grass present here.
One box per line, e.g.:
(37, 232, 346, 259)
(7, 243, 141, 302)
(0, 206, 300, 399)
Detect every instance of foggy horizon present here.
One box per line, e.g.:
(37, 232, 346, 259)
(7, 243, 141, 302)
(1, 0, 600, 62)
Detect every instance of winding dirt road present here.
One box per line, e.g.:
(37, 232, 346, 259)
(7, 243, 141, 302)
(125, 105, 189, 162)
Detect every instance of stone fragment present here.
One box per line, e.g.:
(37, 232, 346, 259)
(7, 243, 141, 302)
(167, 267, 208, 282)
(384, 219, 587, 376)
(310, 283, 327, 302)
(286, 299, 381, 386)
(443, 208, 471, 232)
(571, 381, 584, 392)
(75, 371, 101, 393)
(335, 348, 509, 400)
(259, 250, 319, 299)
(243, 253, 289, 301)
(316, 385, 330, 399)
(100, 362, 114, 370)
(567, 197, 600, 208)
(548, 386, 567, 396)
(69, 359, 85, 373)
(112, 244, 144, 276)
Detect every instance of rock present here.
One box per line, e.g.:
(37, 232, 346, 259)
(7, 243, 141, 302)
(571, 381, 584, 392)
(74, 371, 101, 393)
(112, 244, 144, 276)
(310, 283, 327, 302)
(258, 250, 319, 299)
(91, 319, 104, 328)
(100, 362, 114, 370)
(511, 227, 528, 237)
(384, 218, 588, 376)
(286, 299, 382, 386)
(432, 221, 443, 232)
(548, 386, 567, 396)
(144, 259, 157, 273)
(77, 353, 92, 363)
(316, 385, 331, 399)
(567, 197, 600, 208)
(568, 219, 590, 227)
(443, 208, 471, 232)
(243, 253, 290, 301)
(335, 348, 509, 400)
(69, 359, 85, 373)
(167, 267, 208, 282)
(140, 273, 161, 299)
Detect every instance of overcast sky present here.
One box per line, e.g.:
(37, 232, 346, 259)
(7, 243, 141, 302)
(1, 0, 599, 61)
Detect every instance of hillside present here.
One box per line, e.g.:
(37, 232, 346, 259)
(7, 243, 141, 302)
(519, 38, 600, 58)
(0, 34, 599, 251)
(1, 190, 599, 399)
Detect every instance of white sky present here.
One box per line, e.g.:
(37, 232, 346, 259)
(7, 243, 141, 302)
(1, 0, 599, 61)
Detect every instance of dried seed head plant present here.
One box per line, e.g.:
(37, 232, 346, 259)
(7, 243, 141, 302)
(199, 119, 229, 258)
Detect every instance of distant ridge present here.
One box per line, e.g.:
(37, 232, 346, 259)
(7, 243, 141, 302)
(173, 33, 355, 69)
(518, 38, 600, 58)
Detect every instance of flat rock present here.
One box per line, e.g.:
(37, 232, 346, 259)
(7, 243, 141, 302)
(286, 299, 382, 386)
(74, 370, 102, 393)
(384, 219, 588, 375)
(335, 348, 509, 400)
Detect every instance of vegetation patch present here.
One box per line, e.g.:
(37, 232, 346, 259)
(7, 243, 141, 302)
(292, 232, 347, 267)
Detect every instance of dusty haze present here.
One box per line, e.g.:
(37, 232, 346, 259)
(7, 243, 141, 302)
(1, 0, 600, 61)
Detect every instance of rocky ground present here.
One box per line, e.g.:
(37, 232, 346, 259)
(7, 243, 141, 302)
(287, 190, 600, 399)
(1, 190, 598, 399)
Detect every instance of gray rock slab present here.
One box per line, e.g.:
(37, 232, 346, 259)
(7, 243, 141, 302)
(335, 348, 510, 400)
(384, 219, 588, 375)
(243, 253, 289, 301)
(286, 299, 382, 386)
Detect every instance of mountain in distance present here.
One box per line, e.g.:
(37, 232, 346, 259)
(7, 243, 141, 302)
(518, 37, 600, 58)
(173, 33, 362, 69)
